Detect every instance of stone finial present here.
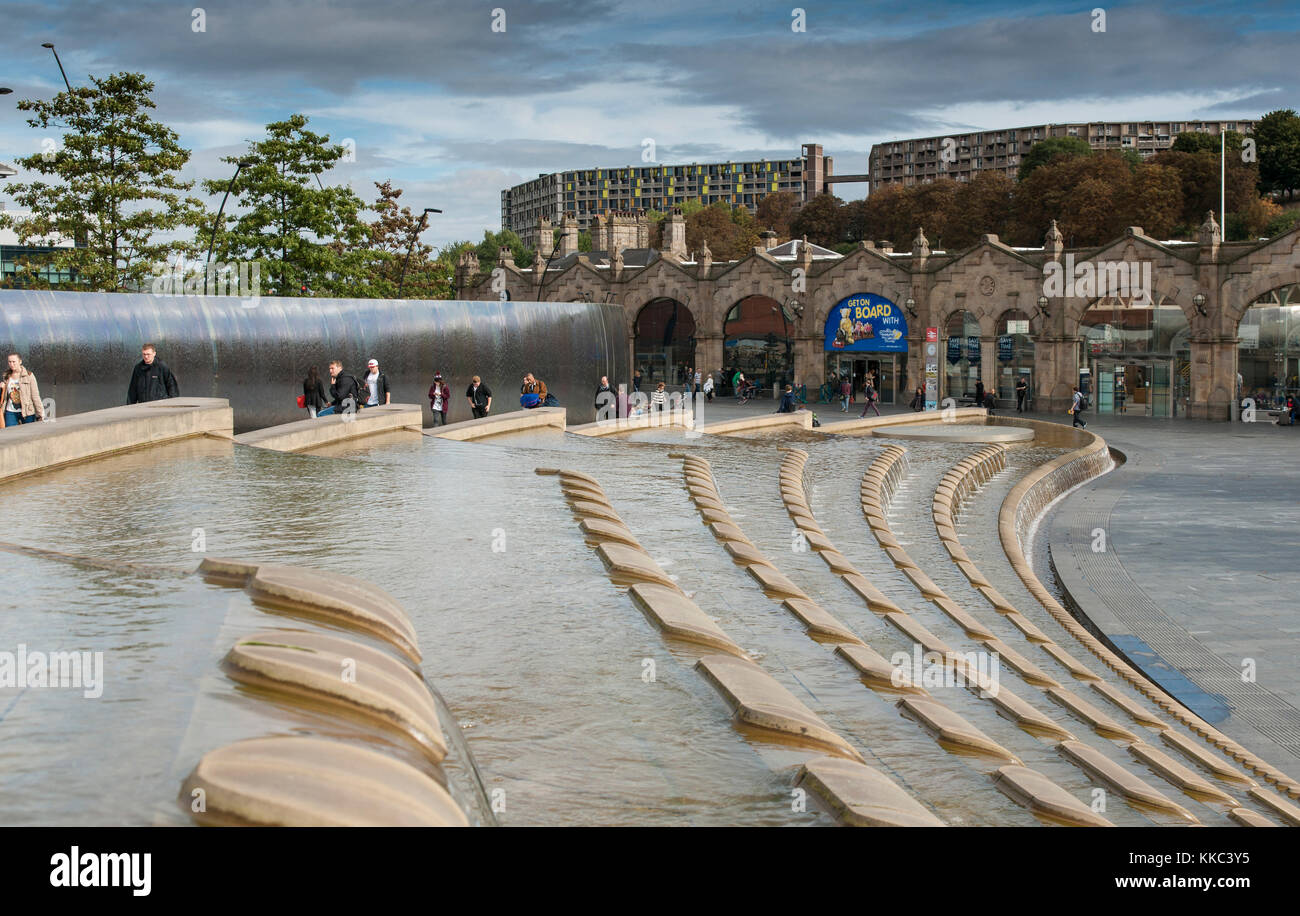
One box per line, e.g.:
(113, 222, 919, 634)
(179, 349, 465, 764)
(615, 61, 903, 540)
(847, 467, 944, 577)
(533, 248, 544, 272)
(498, 245, 514, 268)
(1199, 210, 1221, 259)
(537, 215, 554, 258)
(698, 240, 712, 278)
(700, 239, 711, 260)
(1044, 219, 1064, 259)
(559, 213, 579, 256)
(912, 226, 930, 259)
(611, 247, 624, 277)
(760, 229, 779, 250)
(799, 235, 814, 270)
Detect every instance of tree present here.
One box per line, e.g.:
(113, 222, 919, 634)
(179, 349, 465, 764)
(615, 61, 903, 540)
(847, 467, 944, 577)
(0, 72, 204, 291)
(1171, 131, 1222, 154)
(1252, 109, 1300, 199)
(686, 201, 743, 260)
(789, 193, 846, 246)
(1127, 163, 1183, 239)
(755, 191, 798, 238)
(860, 185, 911, 248)
(474, 228, 532, 269)
(1012, 154, 1132, 246)
(1017, 136, 1091, 181)
(365, 180, 443, 298)
(201, 114, 369, 296)
(947, 172, 1014, 248)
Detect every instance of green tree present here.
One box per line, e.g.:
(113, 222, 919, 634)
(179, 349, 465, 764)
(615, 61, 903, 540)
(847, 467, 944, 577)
(1017, 136, 1092, 181)
(1252, 109, 1300, 199)
(364, 180, 442, 298)
(1171, 131, 1222, 154)
(947, 172, 1014, 248)
(0, 72, 204, 291)
(201, 114, 369, 296)
(789, 193, 846, 246)
(474, 228, 532, 268)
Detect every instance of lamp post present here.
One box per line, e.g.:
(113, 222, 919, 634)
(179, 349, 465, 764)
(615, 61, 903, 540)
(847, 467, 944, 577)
(206, 159, 254, 267)
(1036, 294, 1050, 321)
(905, 296, 917, 319)
(398, 207, 440, 299)
(40, 43, 73, 93)
(1193, 292, 1208, 317)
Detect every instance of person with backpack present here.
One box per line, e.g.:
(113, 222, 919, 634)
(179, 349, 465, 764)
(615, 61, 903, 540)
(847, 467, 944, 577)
(428, 372, 451, 426)
(1069, 385, 1088, 428)
(302, 366, 328, 418)
(776, 384, 797, 413)
(319, 361, 362, 416)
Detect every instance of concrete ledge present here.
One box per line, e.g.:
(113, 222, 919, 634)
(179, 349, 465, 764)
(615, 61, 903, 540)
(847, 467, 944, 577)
(568, 411, 692, 436)
(1046, 686, 1142, 742)
(1058, 739, 1197, 821)
(697, 410, 813, 436)
(0, 398, 233, 481)
(596, 542, 679, 590)
(181, 736, 467, 827)
(234, 404, 421, 453)
(797, 757, 946, 827)
(432, 406, 565, 441)
(819, 406, 988, 436)
(1090, 680, 1165, 729)
(628, 583, 746, 657)
(1229, 807, 1279, 827)
(871, 423, 1034, 443)
(980, 683, 1074, 741)
(782, 598, 863, 645)
(993, 765, 1114, 827)
(1159, 728, 1257, 786)
(696, 654, 864, 761)
(1127, 742, 1236, 805)
(897, 695, 1020, 763)
(223, 629, 447, 764)
(1246, 787, 1300, 825)
(836, 643, 924, 693)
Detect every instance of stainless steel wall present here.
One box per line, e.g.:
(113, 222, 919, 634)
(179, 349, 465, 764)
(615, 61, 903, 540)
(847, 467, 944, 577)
(0, 291, 628, 432)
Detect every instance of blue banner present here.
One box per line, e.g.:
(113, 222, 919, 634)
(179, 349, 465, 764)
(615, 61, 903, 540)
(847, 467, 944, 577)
(967, 335, 982, 364)
(998, 335, 1013, 361)
(824, 293, 907, 352)
(947, 336, 962, 363)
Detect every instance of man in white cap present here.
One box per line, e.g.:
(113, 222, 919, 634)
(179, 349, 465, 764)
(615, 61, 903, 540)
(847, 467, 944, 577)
(362, 358, 391, 408)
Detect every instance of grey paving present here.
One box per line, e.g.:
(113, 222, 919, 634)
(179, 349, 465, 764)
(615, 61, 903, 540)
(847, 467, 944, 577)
(1044, 410, 1300, 779)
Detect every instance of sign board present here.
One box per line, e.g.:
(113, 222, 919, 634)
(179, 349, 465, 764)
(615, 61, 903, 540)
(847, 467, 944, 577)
(924, 328, 938, 410)
(1238, 325, 1260, 349)
(1006, 319, 1029, 335)
(824, 293, 908, 352)
(966, 336, 981, 364)
(946, 336, 962, 363)
(997, 335, 1014, 361)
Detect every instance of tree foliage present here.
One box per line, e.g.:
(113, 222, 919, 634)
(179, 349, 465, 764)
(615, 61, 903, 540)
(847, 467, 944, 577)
(1252, 109, 1300, 199)
(1017, 136, 1092, 181)
(0, 72, 204, 291)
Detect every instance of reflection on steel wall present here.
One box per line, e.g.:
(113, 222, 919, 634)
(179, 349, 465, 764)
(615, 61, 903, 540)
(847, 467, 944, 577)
(0, 291, 627, 432)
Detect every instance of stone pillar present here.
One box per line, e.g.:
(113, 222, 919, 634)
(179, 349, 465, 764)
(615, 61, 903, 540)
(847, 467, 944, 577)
(696, 335, 725, 386)
(1188, 336, 1235, 421)
(794, 336, 823, 393)
(1034, 336, 1079, 413)
(559, 214, 579, 256)
(981, 337, 997, 399)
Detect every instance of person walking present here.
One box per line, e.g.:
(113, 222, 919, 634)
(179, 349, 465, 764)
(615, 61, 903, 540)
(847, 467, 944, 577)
(859, 379, 881, 417)
(361, 359, 390, 408)
(632, 368, 642, 393)
(650, 381, 667, 413)
(702, 373, 714, 402)
(466, 376, 492, 418)
(975, 379, 985, 406)
(127, 343, 179, 404)
(1069, 385, 1088, 428)
(302, 366, 328, 418)
(1015, 375, 1028, 413)
(839, 377, 852, 412)
(318, 361, 361, 416)
(4, 353, 44, 426)
(693, 368, 702, 397)
(428, 372, 450, 426)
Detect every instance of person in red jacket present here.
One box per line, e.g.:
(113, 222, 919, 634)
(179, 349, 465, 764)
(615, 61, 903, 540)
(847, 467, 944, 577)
(428, 372, 451, 426)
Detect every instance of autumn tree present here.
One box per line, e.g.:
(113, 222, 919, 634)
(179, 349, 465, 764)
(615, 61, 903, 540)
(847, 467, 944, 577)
(1017, 136, 1092, 181)
(789, 193, 846, 246)
(755, 191, 798, 238)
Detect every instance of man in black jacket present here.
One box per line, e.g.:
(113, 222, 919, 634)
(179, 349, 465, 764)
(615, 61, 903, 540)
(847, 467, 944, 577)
(127, 343, 180, 403)
(318, 360, 362, 416)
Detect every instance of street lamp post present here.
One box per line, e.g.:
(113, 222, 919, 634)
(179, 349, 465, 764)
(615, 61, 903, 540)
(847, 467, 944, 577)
(40, 43, 73, 93)
(206, 159, 254, 267)
(398, 207, 440, 299)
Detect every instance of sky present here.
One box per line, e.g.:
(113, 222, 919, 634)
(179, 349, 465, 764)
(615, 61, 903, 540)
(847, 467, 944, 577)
(1, 0, 1296, 249)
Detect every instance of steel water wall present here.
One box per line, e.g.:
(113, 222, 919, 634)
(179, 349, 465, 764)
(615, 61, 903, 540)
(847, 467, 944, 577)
(0, 291, 628, 432)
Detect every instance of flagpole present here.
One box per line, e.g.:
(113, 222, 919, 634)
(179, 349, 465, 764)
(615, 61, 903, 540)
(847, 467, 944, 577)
(1221, 131, 1226, 241)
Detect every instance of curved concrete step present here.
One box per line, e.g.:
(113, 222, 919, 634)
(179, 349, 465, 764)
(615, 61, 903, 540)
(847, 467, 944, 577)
(797, 756, 947, 827)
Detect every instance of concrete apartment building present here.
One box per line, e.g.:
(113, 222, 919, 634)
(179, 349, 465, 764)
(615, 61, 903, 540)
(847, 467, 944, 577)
(502, 143, 843, 249)
(869, 119, 1258, 189)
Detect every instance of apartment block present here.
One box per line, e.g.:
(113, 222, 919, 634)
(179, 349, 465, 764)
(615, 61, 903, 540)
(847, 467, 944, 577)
(502, 143, 833, 249)
(868, 120, 1259, 189)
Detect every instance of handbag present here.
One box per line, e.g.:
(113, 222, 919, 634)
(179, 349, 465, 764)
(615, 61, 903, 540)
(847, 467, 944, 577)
(296, 395, 307, 409)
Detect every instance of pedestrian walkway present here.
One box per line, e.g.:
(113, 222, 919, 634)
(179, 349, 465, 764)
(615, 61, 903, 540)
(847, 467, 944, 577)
(1047, 412, 1300, 780)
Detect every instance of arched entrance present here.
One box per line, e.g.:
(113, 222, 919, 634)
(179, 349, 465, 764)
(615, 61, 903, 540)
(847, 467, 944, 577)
(1237, 283, 1300, 409)
(823, 293, 908, 405)
(724, 295, 792, 394)
(634, 297, 695, 388)
(944, 310, 981, 402)
(1080, 295, 1188, 417)
(996, 309, 1034, 408)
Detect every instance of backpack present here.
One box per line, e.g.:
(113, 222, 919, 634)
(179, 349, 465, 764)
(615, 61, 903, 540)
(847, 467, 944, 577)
(543, 393, 559, 407)
(1076, 393, 1088, 411)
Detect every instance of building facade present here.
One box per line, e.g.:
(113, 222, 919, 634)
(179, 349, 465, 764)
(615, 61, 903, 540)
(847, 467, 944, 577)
(869, 120, 1258, 189)
(460, 210, 1300, 421)
(502, 143, 834, 249)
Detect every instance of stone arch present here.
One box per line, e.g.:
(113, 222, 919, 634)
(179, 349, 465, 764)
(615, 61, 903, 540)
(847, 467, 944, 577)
(632, 296, 697, 388)
(1229, 268, 1300, 325)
